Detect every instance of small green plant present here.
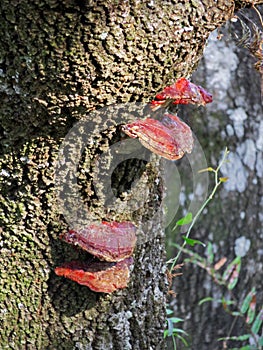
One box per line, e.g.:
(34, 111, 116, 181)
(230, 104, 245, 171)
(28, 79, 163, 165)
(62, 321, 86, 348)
(165, 148, 262, 350)
(177, 244, 263, 350)
(167, 147, 229, 272)
(164, 148, 229, 348)
(164, 307, 189, 349)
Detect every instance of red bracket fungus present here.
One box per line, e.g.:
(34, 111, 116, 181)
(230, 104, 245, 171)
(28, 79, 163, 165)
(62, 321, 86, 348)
(55, 258, 133, 293)
(122, 78, 212, 160)
(150, 77, 212, 110)
(55, 222, 137, 292)
(160, 113, 193, 155)
(60, 221, 137, 262)
(122, 114, 193, 160)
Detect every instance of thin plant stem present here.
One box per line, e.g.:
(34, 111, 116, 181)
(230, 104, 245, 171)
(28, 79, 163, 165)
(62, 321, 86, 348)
(172, 334, 177, 350)
(168, 148, 229, 272)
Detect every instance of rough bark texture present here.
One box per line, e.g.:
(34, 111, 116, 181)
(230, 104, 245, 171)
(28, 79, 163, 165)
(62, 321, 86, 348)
(169, 7, 263, 350)
(0, 1, 262, 349)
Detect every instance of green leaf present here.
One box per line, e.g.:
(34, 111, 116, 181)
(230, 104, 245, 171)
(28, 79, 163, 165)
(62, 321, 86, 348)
(168, 317, 184, 324)
(230, 311, 242, 317)
(164, 318, 188, 340)
(176, 213, 192, 226)
(247, 346, 260, 350)
(228, 346, 252, 350)
(182, 236, 206, 247)
(198, 297, 214, 305)
(251, 309, 263, 334)
(222, 256, 241, 290)
(171, 328, 188, 336)
(198, 167, 215, 173)
(166, 318, 175, 337)
(175, 334, 189, 346)
(240, 346, 253, 350)
(219, 176, 229, 182)
(207, 242, 214, 264)
(232, 334, 251, 341)
(221, 298, 236, 306)
(166, 308, 173, 315)
(163, 329, 169, 339)
(241, 288, 256, 314)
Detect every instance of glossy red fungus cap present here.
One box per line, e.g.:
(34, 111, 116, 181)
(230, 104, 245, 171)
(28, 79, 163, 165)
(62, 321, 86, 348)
(160, 113, 193, 154)
(122, 115, 193, 160)
(150, 78, 212, 110)
(60, 221, 137, 262)
(55, 257, 133, 293)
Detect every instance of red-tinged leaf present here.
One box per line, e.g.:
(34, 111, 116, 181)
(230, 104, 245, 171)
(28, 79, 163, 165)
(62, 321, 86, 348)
(228, 266, 241, 290)
(61, 221, 137, 262)
(241, 288, 256, 314)
(222, 256, 241, 290)
(246, 295, 257, 324)
(214, 257, 227, 271)
(222, 299, 228, 311)
(150, 78, 212, 110)
(55, 258, 133, 293)
(222, 263, 234, 281)
(122, 114, 193, 161)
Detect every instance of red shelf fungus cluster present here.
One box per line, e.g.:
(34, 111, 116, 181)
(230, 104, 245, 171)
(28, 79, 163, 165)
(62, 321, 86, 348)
(123, 77, 212, 161)
(55, 78, 212, 293)
(55, 222, 136, 293)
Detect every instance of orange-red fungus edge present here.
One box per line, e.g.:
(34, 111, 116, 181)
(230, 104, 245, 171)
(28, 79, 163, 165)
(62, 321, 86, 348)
(55, 257, 134, 293)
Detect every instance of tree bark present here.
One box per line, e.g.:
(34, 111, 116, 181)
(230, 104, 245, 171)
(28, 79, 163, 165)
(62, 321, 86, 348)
(170, 6, 263, 350)
(0, 1, 262, 349)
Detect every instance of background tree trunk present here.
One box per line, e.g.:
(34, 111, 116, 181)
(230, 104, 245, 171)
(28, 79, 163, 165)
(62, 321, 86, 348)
(169, 6, 263, 350)
(0, 1, 262, 349)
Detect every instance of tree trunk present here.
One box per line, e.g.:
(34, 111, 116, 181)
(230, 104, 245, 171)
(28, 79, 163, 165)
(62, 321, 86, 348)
(170, 6, 263, 350)
(0, 1, 261, 349)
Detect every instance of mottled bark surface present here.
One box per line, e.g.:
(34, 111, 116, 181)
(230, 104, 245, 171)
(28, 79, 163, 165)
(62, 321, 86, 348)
(169, 7, 263, 350)
(0, 1, 262, 349)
